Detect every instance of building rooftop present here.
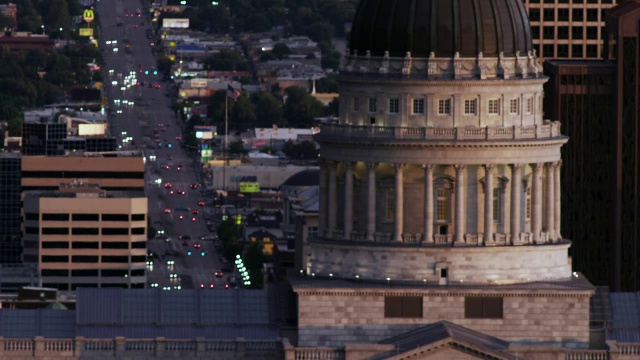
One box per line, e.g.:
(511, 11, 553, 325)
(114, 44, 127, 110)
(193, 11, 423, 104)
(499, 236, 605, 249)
(24, 190, 146, 199)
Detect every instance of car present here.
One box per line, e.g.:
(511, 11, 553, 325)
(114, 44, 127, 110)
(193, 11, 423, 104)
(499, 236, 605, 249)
(190, 183, 199, 189)
(214, 270, 224, 278)
(164, 182, 172, 188)
(200, 284, 215, 289)
(175, 206, 190, 212)
(182, 240, 188, 246)
(169, 190, 174, 195)
(179, 235, 191, 241)
(177, 190, 185, 195)
(191, 217, 197, 222)
(176, 136, 182, 141)
(192, 209, 199, 215)
(164, 208, 171, 214)
(176, 164, 182, 171)
(193, 243, 201, 249)
(198, 201, 205, 206)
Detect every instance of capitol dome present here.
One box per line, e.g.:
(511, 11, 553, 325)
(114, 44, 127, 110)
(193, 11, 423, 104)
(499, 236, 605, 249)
(349, 0, 533, 58)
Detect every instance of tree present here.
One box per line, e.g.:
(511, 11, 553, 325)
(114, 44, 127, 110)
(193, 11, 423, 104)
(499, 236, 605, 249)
(283, 86, 324, 127)
(229, 139, 248, 155)
(251, 92, 283, 127)
(272, 43, 291, 60)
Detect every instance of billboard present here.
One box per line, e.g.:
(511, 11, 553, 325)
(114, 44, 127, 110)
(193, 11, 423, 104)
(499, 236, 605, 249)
(190, 78, 208, 88)
(162, 18, 189, 28)
(239, 182, 260, 193)
(79, 28, 94, 36)
(78, 123, 107, 136)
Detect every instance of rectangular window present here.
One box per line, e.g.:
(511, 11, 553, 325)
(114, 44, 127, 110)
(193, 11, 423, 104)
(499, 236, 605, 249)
(436, 188, 451, 222)
(102, 214, 130, 222)
(529, 9, 540, 21)
(572, 44, 583, 58)
(586, 9, 598, 22)
(131, 227, 146, 235)
(72, 241, 99, 249)
(131, 241, 146, 249)
(558, 9, 569, 21)
(72, 255, 99, 263)
(131, 255, 146, 263)
(41, 269, 69, 277)
(388, 98, 400, 114)
(71, 269, 99, 277)
(572, 9, 583, 22)
(102, 242, 129, 249)
(543, 8, 554, 21)
(131, 269, 145, 276)
(465, 297, 503, 319)
(72, 228, 99, 235)
(42, 241, 69, 249)
(557, 26, 569, 40)
(572, 26, 583, 39)
(102, 228, 129, 235)
(72, 213, 99, 221)
(101, 269, 128, 277)
(509, 98, 519, 115)
(25, 227, 39, 235)
(384, 296, 423, 318)
(353, 97, 360, 112)
(488, 99, 500, 115)
(42, 227, 69, 235)
(42, 213, 69, 221)
(438, 99, 451, 115)
(131, 214, 146, 221)
(25, 213, 39, 221)
(102, 256, 129, 263)
(413, 99, 425, 114)
(368, 98, 377, 113)
(526, 98, 533, 114)
(385, 188, 395, 222)
(42, 255, 69, 263)
(464, 99, 477, 115)
(307, 226, 318, 239)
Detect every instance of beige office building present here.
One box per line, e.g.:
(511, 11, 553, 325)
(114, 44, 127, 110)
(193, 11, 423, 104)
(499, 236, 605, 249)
(21, 151, 146, 192)
(525, 0, 617, 60)
(23, 187, 148, 290)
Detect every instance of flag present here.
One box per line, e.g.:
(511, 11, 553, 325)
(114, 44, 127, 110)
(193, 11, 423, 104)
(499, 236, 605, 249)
(227, 84, 240, 102)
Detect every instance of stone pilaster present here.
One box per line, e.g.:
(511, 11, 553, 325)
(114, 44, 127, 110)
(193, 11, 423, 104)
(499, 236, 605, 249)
(531, 163, 543, 244)
(454, 164, 466, 245)
(545, 162, 555, 241)
(423, 165, 434, 243)
(511, 163, 523, 245)
(344, 161, 354, 239)
(484, 164, 494, 245)
(393, 163, 405, 242)
(554, 161, 562, 240)
(366, 163, 377, 241)
(328, 161, 337, 238)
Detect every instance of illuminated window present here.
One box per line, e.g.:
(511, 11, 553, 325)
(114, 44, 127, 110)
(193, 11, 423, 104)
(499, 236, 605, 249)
(385, 188, 395, 222)
(353, 97, 360, 112)
(436, 188, 451, 222)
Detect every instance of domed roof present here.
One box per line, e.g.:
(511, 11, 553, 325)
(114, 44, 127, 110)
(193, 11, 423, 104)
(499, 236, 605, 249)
(349, 0, 533, 58)
(281, 169, 320, 187)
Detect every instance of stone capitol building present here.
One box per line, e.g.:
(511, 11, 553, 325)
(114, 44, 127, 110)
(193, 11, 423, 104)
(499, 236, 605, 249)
(290, 0, 601, 358)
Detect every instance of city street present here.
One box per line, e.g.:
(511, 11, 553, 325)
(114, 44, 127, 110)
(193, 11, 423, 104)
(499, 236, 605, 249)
(96, 0, 228, 290)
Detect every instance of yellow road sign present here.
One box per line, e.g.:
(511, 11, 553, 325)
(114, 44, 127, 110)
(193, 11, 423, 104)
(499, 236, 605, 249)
(83, 9, 95, 23)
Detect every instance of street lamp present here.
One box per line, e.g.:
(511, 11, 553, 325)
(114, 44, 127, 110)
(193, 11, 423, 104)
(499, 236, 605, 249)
(41, 25, 45, 35)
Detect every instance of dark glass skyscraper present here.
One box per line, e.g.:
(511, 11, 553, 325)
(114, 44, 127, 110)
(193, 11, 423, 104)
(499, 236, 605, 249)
(0, 154, 22, 263)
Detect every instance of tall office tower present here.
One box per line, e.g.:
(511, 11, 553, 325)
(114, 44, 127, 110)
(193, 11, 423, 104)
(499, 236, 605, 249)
(23, 186, 148, 290)
(524, 0, 618, 60)
(543, 60, 616, 288)
(291, 0, 595, 356)
(0, 154, 22, 263)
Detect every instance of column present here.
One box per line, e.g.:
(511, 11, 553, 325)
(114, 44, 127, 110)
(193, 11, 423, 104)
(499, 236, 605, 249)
(454, 165, 466, 245)
(319, 160, 328, 237)
(344, 162, 354, 239)
(545, 162, 555, 241)
(393, 164, 405, 242)
(484, 164, 494, 245)
(366, 163, 377, 240)
(327, 161, 337, 238)
(510, 163, 522, 244)
(531, 163, 543, 244)
(423, 165, 434, 243)
(554, 161, 562, 240)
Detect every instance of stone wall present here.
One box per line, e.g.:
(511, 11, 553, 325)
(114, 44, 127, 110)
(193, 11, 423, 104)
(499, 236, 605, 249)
(297, 289, 591, 348)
